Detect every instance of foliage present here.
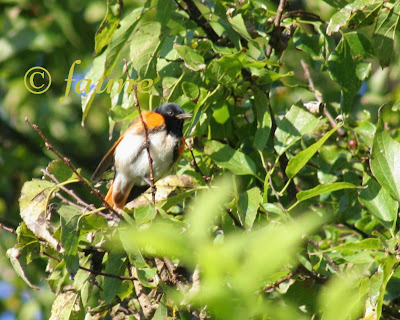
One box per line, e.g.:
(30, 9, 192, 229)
(3, 0, 400, 319)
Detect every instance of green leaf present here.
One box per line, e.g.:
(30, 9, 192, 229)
(364, 256, 398, 319)
(229, 14, 253, 41)
(328, 37, 362, 115)
(253, 90, 271, 151)
(318, 273, 363, 320)
(205, 54, 242, 86)
(182, 82, 200, 100)
(93, 0, 122, 56)
(7, 247, 39, 290)
(370, 108, 400, 202)
(59, 205, 81, 275)
(81, 52, 106, 125)
(19, 179, 62, 252)
(373, 1, 400, 67)
(327, 0, 378, 35)
(343, 31, 374, 59)
(326, 238, 382, 252)
(134, 205, 157, 225)
(205, 140, 257, 177)
(293, 27, 323, 60)
(104, 252, 127, 304)
(104, 8, 144, 77)
(49, 291, 83, 320)
(237, 187, 261, 230)
(187, 177, 233, 243)
(174, 44, 206, 72)
(274, 101, 321, 156)
(130, 21, 165, 79)
(296, 182, 357, 202)
(286, 125, 341, 179)
(359, 174, 398, 226)
(46, 160, 74, 183)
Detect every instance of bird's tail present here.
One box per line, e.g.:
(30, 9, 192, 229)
(105, 181, 114, 208)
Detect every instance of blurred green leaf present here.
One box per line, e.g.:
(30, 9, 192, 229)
(318, 273, 363, 320)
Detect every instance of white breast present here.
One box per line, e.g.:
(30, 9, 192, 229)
(114, 131, 177, 186)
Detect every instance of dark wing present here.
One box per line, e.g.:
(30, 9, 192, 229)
(91, 134, 124, 182)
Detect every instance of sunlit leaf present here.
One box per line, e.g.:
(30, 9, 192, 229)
(370, 108, 400, 202)
(296, 182, 357, 202)
(205, 140, 257, 177)
(93, 0, 122, 56)
(274, 102, 321, 156)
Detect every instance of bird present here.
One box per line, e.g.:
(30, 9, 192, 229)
(92, 103, 192, 210)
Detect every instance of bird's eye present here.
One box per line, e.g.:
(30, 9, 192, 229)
(168, 111, 174, 116)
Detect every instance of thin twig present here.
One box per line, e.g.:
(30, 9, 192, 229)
(0, 223, 16, 234)
(308, 238, 341, 273)
(262, 270, 296, 292)
(227, 209, 245, 230)
(266, 0, 287, 57)
(123, 59, 156, 206)
(185, 141, 210, 184)
(41, 169, 94, 210)
(54, 192, 84, 210)
(300, 60, 345, 136)
(42, 251, 139, 281)
(25, 117, 121, 217)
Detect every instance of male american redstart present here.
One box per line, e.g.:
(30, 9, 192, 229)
(92, 103, 192, 210)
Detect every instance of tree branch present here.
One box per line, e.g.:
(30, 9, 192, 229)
(300, 60, 345, 136)
(123, 59, 156, 206)
(25, 117, 121, 217)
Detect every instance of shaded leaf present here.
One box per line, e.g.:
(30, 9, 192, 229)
(253, 90, 271, 151)
(104, 252, 127, 304)
(373, 1, 400, 67)
(237, 187, 261, 230)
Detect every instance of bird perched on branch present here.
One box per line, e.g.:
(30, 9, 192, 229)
(92, 103, 192, 210)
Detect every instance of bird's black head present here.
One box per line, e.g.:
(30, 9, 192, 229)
(154, 103, 192, 137)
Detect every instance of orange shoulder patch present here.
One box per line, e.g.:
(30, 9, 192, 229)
(125, 111, 166, 134)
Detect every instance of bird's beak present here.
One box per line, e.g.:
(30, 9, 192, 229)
(176, 113, 193, 120)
